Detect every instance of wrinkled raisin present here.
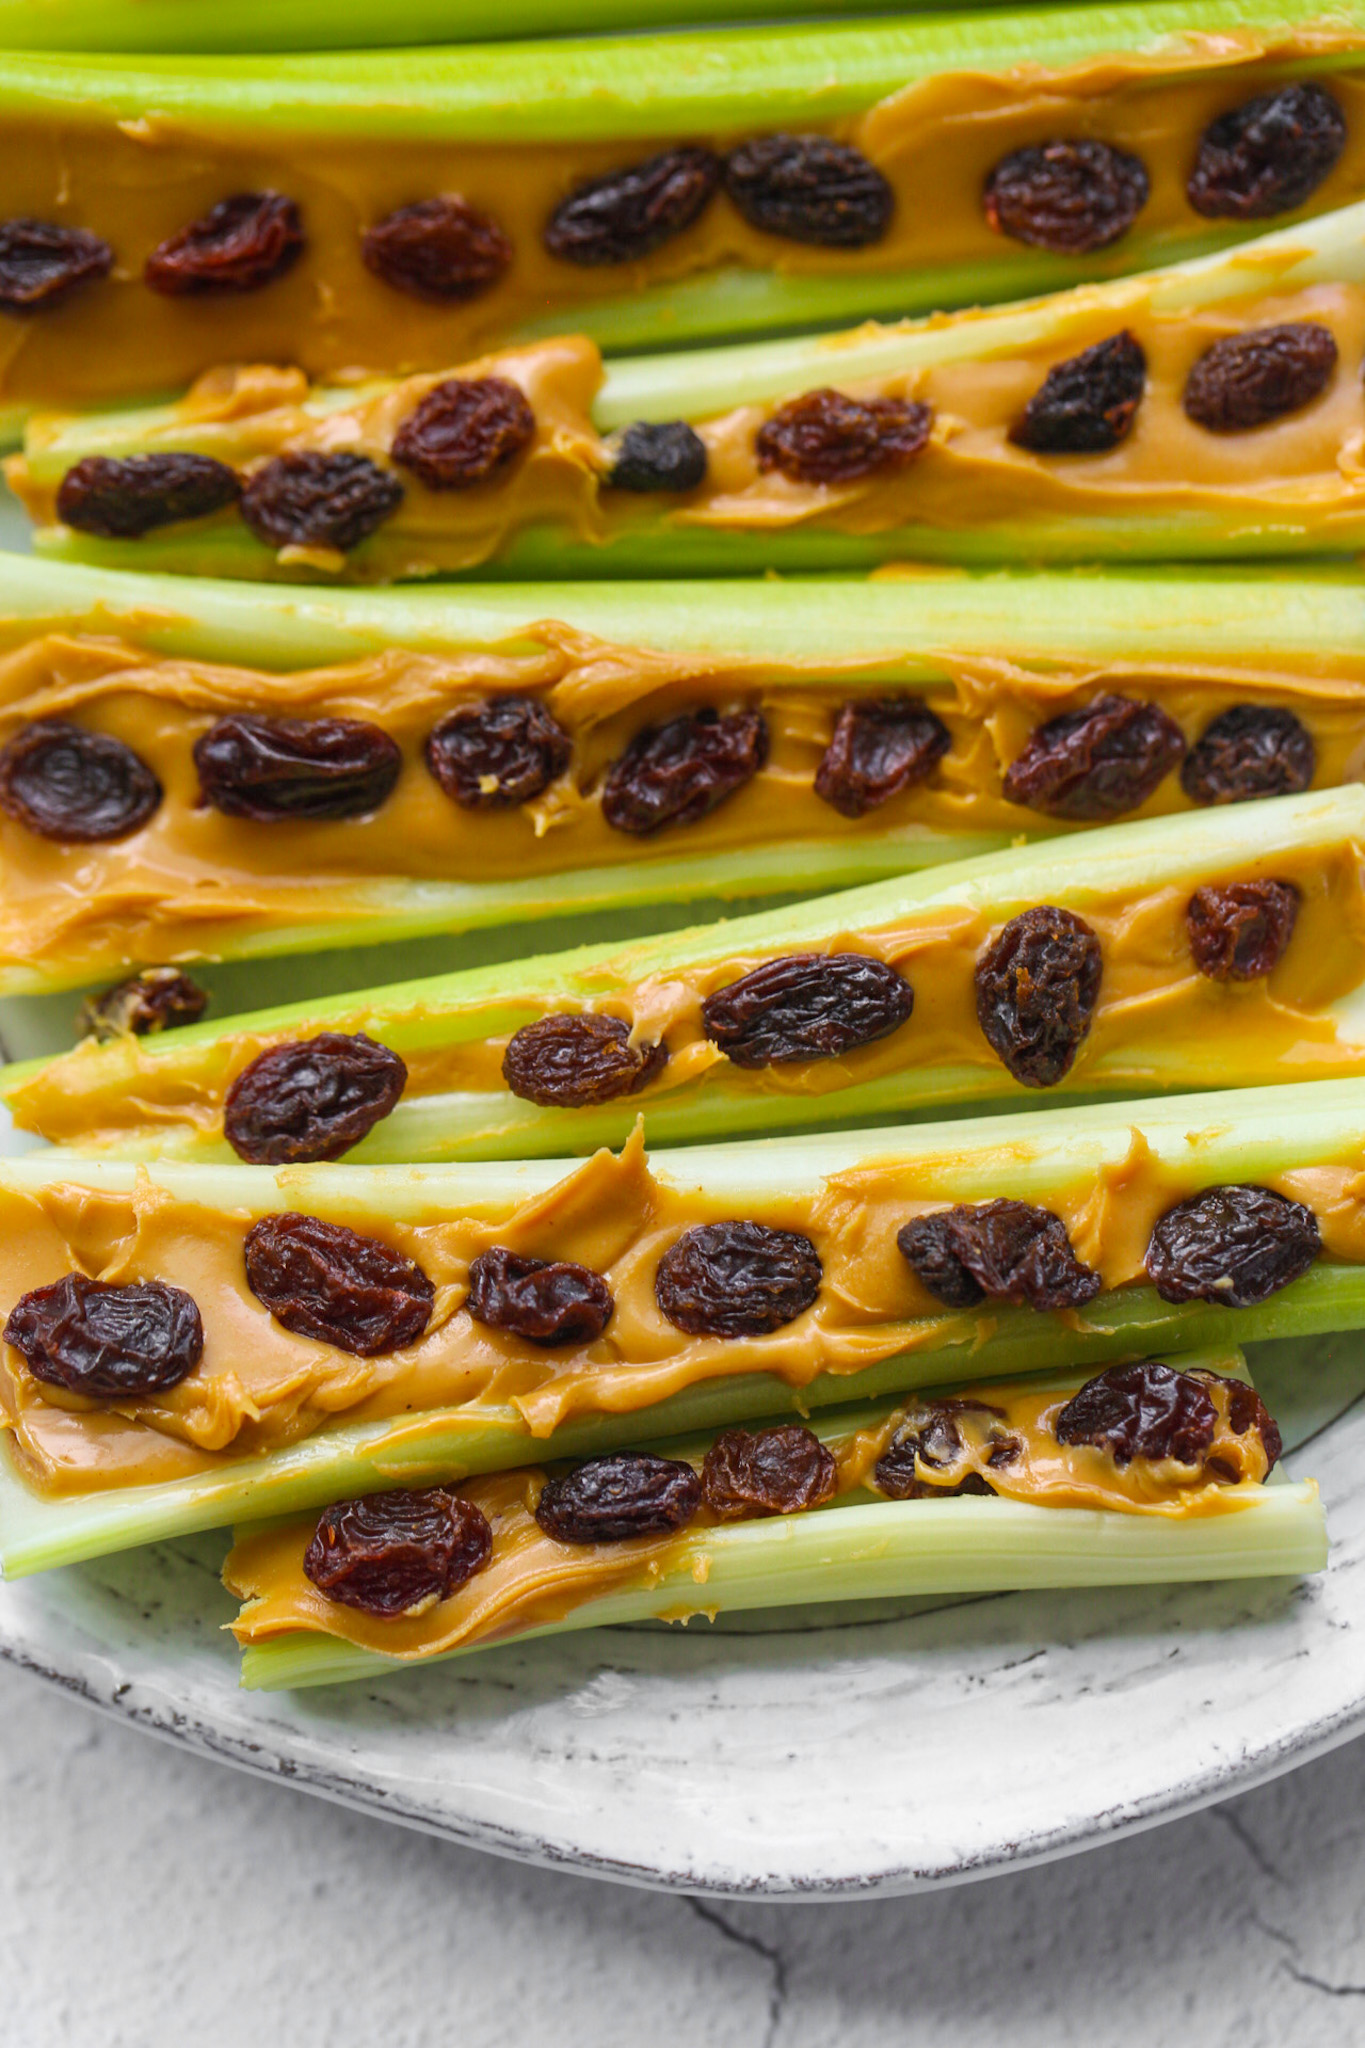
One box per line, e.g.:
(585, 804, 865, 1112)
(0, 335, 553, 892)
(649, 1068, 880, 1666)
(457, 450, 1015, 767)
(536, 1452, 701, 1543)
(0, 218, 112, 313)
(1212, 1372, 1282, 1470)
(974, 905, 1103, 1088)
(56, 453, 240, 539)
(701, 952, 914, 1068)
(544, 147, 720, 265)
(466, 1246, 613, 1346)
(0, 719, 161, 843)
(1056, 1360, 1218, 1466)
(874, 1399, 1003, 1498)
(144, 191, 304, 296)
(608, 420, 708, 493)
(1002, 692, 1185, 820)
(78, 967, 208, 1043)
(1188, 82, 1346, 220)
(1145, 1184, 1321, 1307)
(1010, 331, 1146, 455)
(655, 1221, 822, 1337)
(241, 452, 403, 553)
(701, 1424, 837, 1521)
(194, 712, 401, 823)
(425, 696, 570, 810)
(501, 1012, 667, 1108)
(245, 1211, 434, 1355)
(4, 1273, 202, 1398)
(897, 1199, 1100, 1311)
(601, 707, 767, 835)
(814, 696, 951, 818)
(391, 376, 535, 490)
(723, 135, 893, 247)
(361, 196, 511, 304)
(1183, 322, 1337, 432)
(224, 1033, 407, 1164)
(304, 1487, 491, 1616)
(756, 388, 932, 486)
(984, 140, 1149, 253)
(1181, 704, 1315, 806)
(1187, 879, 1299, 982)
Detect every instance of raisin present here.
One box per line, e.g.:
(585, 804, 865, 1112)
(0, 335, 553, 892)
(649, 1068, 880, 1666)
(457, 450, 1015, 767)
(1181, 704, 1315, 806)
(755, 388, 932, 486)
(1187, 879, 1299, 982)
(4, 1273, 202, 1399)
(224, 1033, 407, 1164)
(723, 134, 893, 248)
(984, 140, 1149, 254)
(601, 707, 767, 836)
(1055, 1359, 1224, 1467)
(78, 967, 209, 1043)
(1183, 322, 1337, 432)
(1188, 82, 1346, 221)
(466, 1246, 613, 1346)
(974, 905, 1103, 1088)
(501, 1012, 667, 1108)
(194, 712, 401, 823)
(1002, 692, 1185, 820)
(813, 696, 951, 818)
(536, 1452, 701, 1544)
(1145, 1184, 1321, 1307)
(144, 191, 304, 296)
(0, 218, 112, 313)
(1010, 331, 1146, 455)
(700, 1424, 837, 1521)
(391, 376, 535, 490)
(701, 952, 914, 1068)
(1213, 1372, 1282, 1471)
(608, 420, 708, 493)
(55, 453, 240, 539)
(241, 452, 403, 553)
(361, 196, 512, 304)
(874, 1400, 1003, 1498)
(244, 1211, 434, 1355)
(897, 1199, 1100, 1311)
(0, 719, 161, 844)
(303, 1487, 491, 1617)
(655, 1221, 822, 1337)
(425, 696, 571, 810)
(544, 146, 720, 265)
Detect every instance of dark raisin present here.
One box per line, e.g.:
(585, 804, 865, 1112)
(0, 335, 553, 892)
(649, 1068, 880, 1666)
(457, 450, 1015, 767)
(723, 134, 893, 248)
(974, 905, 1103, 1088)
(1188, 82, 1346, 221)
(655, 1221, 822, 1337)
(536, 1452, 701, 1543)
(0, 719, 161, 843)
(984, 140, 1149, 253)
(55, 453, 240, 539)
(244, 1211, 434, 1355)
(466, 1246, 613, 1346)
(601, 706, 767, 836)
(241, 452, 403, 553)
(4, 1273, 202, 1398)
(543, 147, 720, 266)
(1183, 322, 1337, 432)
(1010, 331, 1146, 454)
(391, 376, 535, 490)
(224, 1033, 407, 1165)
(1145, 1184, 1321, 1307)
(361, 196, 512, 304)
(755, 388, 933, 486)
(1055, 1359, 1218, 1466)
(425, 696, 571, 810)
(1180, 704, 1315, 806)
(701, 952, 914, 1068)
(0, 218, 112, 313)
(501, 1012, 667, 1108)
(1002, 692, 1185, 820)
(874, 1400, 1002, 1498)
(194, 712, 401, 823)
(897, 1199, 1100, 1311)
(700, 1424, 837, 1521)
(813, 696, 951, 818)
(1187, 879, 1299, 982)
(1213, 1372, 1282, 1471)
(144, 191, 304, 296)
(303, 1487, 491, 1617)
(607, 420, 708, 493)
(78, 967, 209, 1043)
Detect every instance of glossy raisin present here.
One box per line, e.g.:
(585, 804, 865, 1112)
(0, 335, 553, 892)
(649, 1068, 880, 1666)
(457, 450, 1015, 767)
(144, 191, 304, 296)
(1145, 1184, 1321, 1308)
(975, 905, 1103, 1088)
(701, 952, 914, 1068)
(544, 147, 720, 265)
(244, 1211, 434, 1355)
(241, 452, 403, 553)
(0, 218, 112, 313)
(701, 1424, 837, 1521)
(78, 967, 209, 1043)
(361, 196, 512, 304)
(723, 134, 893, 247)
(874, 1400, 1003, 1499)
(1010, 331, 1146, 455)
(224, 1033, 407, 1165)
(194, 712, 401, 823)
(814, 696, 951, 818)
(425, 696, 570, 810)
(536, 1452, 701, 1543)
(1002, 692, 1185, 820)
(466, 1246, 613, 1346)
(1188, 82, 1346, 221)
(655, 1221, 822, 1337)
(601, 707, 767, 836)
(1183, 322, 1337, 432)
(756, 388, 932, 486)
(501, 1012, 667, 1108)
(1187, 879, 1299, 982)
(984, 140, 1149, 253)
(1055, 1360, 1218, 1467)
(0, 719, 161, 844)
(607, 420, 708, 493)
(4, 1273, 202, 1399)
(1211, 1371, 1282, 1471)
(897, 1198, 1100, 1311)
(1180, 704, 1315, 806)
(304, 1487, 491, 1617)
(391, 376, 535, 490)
(56, 453, 241, 539)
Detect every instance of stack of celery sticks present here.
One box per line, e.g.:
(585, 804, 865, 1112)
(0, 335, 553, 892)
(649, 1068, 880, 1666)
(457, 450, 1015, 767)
(6, 0, 1365, 1691)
